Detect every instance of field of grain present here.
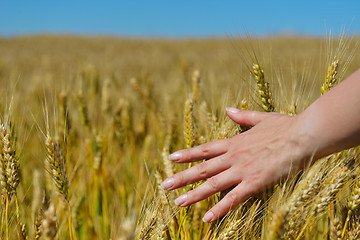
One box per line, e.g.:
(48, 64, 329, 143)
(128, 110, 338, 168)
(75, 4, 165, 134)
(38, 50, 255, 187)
(0, 35, 359, 239)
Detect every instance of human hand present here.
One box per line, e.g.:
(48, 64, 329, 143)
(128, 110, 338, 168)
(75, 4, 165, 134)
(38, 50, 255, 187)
(161, 107, 313, 222)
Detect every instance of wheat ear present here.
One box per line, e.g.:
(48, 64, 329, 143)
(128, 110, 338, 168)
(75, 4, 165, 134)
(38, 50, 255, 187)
(192, 70, 201, 105)
(0, 124, 8, 196)
(45, 133, 69, 200)
(59, 91, 71, 135)
(252, 63, 274, 112)
(1, 124, 20, 197)
(296, 165, 348, 240)
(240, 99, 248, 111)
(139, 215, 157, 240)
(348, 218, 360, 240)
(78, 90, 91, 130)
(130, 77, 151, 107)
(341, 167, 360, 238)
(284, 173, 323, 238)
(331, 216, 342, 240)
(321, 60, 339, 95)
(184, 98, 195, 149)
(41, 204, 58, 240)
(19, 222, 27, 240)
(45, 133, 73, 239)
(1, 123, 23, 239)
(34, 193, 50, 240)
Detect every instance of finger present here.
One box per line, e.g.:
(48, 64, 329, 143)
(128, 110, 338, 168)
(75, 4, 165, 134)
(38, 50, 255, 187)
(169, 139, 230, 163)
(174, 169, 239, 207)
(161, 154, 230, 190)
(202, 182, 258, 223)
(226, 108, 277, 127)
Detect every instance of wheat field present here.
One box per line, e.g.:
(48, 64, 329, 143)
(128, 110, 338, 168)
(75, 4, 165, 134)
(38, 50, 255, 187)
(0, 35, 359, 239)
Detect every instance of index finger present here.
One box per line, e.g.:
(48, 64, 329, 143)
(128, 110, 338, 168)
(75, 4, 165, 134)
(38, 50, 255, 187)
(169, 139, 230, 163)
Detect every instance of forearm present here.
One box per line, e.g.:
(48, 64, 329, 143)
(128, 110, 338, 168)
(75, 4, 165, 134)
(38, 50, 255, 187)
(298, 68, 360, 159)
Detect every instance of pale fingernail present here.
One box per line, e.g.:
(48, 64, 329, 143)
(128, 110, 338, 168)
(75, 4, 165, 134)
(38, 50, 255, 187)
(226, 107, 240, 114)
(202, 211, 214, 223)
(174, 194, 187, 206)
(169, 152, 182, 162)
(161, 178, 174, 190)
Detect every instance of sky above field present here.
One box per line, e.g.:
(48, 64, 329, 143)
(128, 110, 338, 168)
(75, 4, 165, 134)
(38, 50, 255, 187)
(1, 0, 359, 38)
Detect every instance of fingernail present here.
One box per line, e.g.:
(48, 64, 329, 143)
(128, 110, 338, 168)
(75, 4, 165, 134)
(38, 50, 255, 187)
(169, 152, 182, 162)
(226, 107, 240, 114)
(174, 194, 187, 206)
(202, 211, 214, 223)
(161, 178, 174, 190)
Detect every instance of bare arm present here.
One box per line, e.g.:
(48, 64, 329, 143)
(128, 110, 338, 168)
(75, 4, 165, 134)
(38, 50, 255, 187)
(161, 68, 360, 223)
(300, 68, 360, 159)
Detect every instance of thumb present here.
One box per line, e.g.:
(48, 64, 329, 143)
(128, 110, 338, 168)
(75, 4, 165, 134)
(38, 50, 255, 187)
(226, 108, 272, 127)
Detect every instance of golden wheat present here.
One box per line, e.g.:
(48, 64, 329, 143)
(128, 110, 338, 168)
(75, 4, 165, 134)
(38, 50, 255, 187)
(0, 35, 359, 239)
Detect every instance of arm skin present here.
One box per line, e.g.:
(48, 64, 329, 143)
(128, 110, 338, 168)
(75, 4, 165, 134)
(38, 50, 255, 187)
(161, 68, 360, 223)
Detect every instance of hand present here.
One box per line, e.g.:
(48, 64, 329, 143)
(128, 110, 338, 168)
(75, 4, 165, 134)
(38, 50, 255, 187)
(161, 108, 313, 222)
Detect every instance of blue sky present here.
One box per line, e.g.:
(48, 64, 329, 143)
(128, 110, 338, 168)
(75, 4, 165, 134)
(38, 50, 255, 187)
(0, 1, 359, 37)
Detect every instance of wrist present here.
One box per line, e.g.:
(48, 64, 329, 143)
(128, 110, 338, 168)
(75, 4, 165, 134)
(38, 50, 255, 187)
(290, 111, 323, 167)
